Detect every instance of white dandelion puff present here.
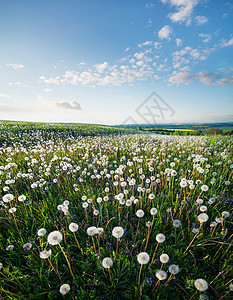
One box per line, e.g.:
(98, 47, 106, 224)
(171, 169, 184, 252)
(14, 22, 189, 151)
(102, 257, 113, 268)
(194, 278, 208, 291)
(47, 231, 63, 245)
(137, 252, 150, 264)
(59, 283, 70, 295)
(112, 226, 124, 239)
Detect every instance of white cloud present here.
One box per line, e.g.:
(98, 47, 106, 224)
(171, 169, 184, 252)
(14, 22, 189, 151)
(7, 63, 24, 70)
(0, 93, 10, 98)
(158, 25, 173, 40)
(161, 0, 199, 25)
(220, 37, 233, 48)
(40, 76, 61, 85)
(94, 62, 108, 73)
(138, 41, 153, 48)
(56, 101, 81, 110)
(8, 82, 26, 87)
(195, 15, 208, 25)
(44, 88, 52, 92)
(168, 71, 233, 86)
(146, 2, 155, 8)
(199, 33, 212, 43)
(175, 38, 182, 47)
(154, 42, 161, 49)
(124, 47, 130, 52)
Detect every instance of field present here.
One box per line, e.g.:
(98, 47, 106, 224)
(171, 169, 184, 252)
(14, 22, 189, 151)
(0, 122, 232, 299)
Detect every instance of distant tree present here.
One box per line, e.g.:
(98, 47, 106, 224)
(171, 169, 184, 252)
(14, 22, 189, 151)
(136, 126, 142, 131)
(205, 128, 223, 135)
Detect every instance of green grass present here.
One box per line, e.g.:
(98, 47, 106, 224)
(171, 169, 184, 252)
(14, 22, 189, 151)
(0, 122, 232, 299)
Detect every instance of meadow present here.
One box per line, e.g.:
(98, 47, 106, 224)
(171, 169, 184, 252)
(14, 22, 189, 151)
(0, 122, 232, 299)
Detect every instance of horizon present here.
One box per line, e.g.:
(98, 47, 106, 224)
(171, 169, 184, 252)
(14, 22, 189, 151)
(0, 0, 233, 124)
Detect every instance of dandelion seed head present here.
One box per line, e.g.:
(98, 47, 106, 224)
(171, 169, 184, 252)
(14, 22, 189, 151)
(102, 257, 113, 268)
(47, 231, 63, 245)
(69, 222, 79, 232)
(194, 279, 208, 291)
(137, 252, 150, 264)
(156, 270, 167, 280)
(59, 283, 70, 295)
(112, 226, 124, 239)
(156, 233, 166, 243)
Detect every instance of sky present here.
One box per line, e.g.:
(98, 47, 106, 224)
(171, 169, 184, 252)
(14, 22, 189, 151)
(0, 0, 233, 125)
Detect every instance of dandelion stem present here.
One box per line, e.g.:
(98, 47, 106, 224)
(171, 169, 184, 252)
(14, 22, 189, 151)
(138, 264, 143, 289)
(58, 244, 74, 278)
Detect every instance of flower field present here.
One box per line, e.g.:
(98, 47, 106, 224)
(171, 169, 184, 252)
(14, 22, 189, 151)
(0, 123, 232, 299)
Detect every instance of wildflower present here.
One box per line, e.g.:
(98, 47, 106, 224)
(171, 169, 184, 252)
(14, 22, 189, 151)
(197, 213, 209, 223)
(87, 226, 97, 236)
(201, 185, 209, 192)
(38, 228, 47, 236)
(156, 233, 166, 243)
(102, 257, 113, 268)
(9, 207, 16, 213)
(156, 270, 167, 280)
(200, 206, 207, 212)
(47, 231, 63, 245)
(136, 209, 144, 218)
(23, 242, 32, 250)
(0, 262, 2, 270)
(6, 245, 14, 251)
(93, 209, 99, 216)
(173, 220, 181, 227)
(194, 279, 208, 291)
(199, 295, 209, 300)
(196, 199, 203, 205)
(160, 254, 169, 263)
(112, 226, 124, 239)
(82, 202, 88, 208)
(3, 193, 14, 203)
(215, 217, 224, 223)
(137, 252, 150, 264)
(96, 227, 104, 235)
(59, 283, 70, 295)
(180, 181, 187, 188)
(126, 199, 132, 206)
(150, 208, 157, 215)
(222, 211, 230, 218)
(18, 195, 26, 202)
(146, 221, 152, 227)
(168, 264, 179, 274)
(69, 223, 79, 232)
(192, 228, 199, 233)
(40, 249, 52, 259)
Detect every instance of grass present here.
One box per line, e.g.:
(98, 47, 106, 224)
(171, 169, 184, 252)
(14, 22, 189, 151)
(0, 122, 232, 299)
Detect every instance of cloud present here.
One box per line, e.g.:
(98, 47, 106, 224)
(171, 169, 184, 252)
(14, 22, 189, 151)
(175, 38, 182, 47)
(138, 41, 153, 48)
(0, 93, 10, 98)
(168, 71, 233, 86)
(158, 25, 173, 40)
(124, 47, 130, 52)
(154, 42, 161, 49)
(94, 62, 108, 73)
(199, 33, 212, 43)
(56, 101, 82, 110)
(7, 63, 24, 70)
(161, 0, 199, 25)
(146, 2, 155, 8)
(220, 37, 233, 48)
(195, 15, 208, 25)
(40, 76, 61, 85)
(8, 82, 27, 87)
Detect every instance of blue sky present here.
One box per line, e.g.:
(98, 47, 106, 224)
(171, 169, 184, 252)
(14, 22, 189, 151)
(0, 0, 233, 125)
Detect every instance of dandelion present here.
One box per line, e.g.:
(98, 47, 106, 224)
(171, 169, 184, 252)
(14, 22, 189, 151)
(199, 295, 209, 300)
(196, 199, 203, 205)
(168, 264, 179, 274)
(160, 254, 169, 263)
(137, 252, 150, 264)
(156, 270, 167, 280)
(173, 220, 181, 228)
(18, 195, 26, 202)
(112, 226, 124, 239)
(38, 228, 47, 236)
(201, 185, 209, 192)
(150, 208, 157, 215)
(136, 209, 144, 218)
(3, 193, 14, 203)
(69, 222, 79, 232)
(156, 233, 166, 243)
(102, 257, 113, 268)
(9, 207, 17, 213)
(82, 202, 88, 208)
(194, 279, 208, 291)
(197, 213, 209, 223)
(200, 205, 207, 212)
(47, 231, 63, 245)
(40, 249, 52, 259)
(6, 245, 14, 251)
(96, 227, 104, 235)
(0, 262, 2, 270)
(222, 211, 230, 218)
(87, 226, 97, 236)
(93, 209, 99, 216)
(23, 243, 32, 250)
(59, 283, 70, 295)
